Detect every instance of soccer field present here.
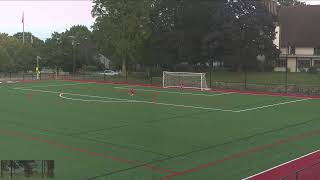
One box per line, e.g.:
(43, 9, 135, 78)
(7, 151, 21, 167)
(1, 80, 320, 180)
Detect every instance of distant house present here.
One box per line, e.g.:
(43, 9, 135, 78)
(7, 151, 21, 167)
(276, 5, 320, 72)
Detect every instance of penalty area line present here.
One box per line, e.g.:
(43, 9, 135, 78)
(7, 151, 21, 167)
(14, 87, 237, 112)
(235, 98, 312, 113)
(17, 87, 310, 113)
(59, 93, 131, 103)
(114, 86, 234, 97)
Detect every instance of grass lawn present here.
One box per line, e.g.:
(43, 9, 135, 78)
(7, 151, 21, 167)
(209, 71, 320, 86)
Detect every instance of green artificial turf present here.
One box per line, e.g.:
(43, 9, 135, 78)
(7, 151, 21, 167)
(0, 80, 319, 180)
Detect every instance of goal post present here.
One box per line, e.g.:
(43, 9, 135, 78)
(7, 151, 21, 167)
(162, 71, 210, 91)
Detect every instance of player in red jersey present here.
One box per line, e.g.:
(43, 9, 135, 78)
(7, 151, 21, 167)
(130, 88, 135, 96)
(180, 81, 184, 91)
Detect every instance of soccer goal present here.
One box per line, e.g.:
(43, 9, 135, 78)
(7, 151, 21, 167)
(163, 71, 210, 91)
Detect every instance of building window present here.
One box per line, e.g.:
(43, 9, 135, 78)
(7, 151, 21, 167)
(314, 48, 320, 55)
(289, 46, 295, 55)
(276, 58, 287, 67)
(297, 59, 311, 69)
(314, 60, 320, 66)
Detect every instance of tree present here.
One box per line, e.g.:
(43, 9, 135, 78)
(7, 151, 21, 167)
(92, 0, 152, 74)
(202, 0, 279, 71)
(13, 32, 45, 49)
(147, 0, 213, 69)
(42, 32, 67, 71)
(278, 0, 306, 7)
(43, 26, 99, 73)
(0, 33, 36, 72)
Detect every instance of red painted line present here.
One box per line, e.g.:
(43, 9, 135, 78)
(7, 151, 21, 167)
(61, 79, 320, 99)
(245, 150, 320, 180)
(158, 129, 320, 180)
(0, 128, 174, 174)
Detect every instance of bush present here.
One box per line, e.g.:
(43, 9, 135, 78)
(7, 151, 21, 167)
(299, 68, 307, 73)
(308, 65, 320, 74)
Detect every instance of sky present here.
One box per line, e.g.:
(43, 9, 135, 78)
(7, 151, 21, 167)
(0, 0, 95, 40)
(0, 0, 319, 41)
(302, 0, 320, 5)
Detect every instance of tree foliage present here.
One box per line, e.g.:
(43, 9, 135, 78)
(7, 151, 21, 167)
(0, 0, 281, 73)
(43, 25, 100, 72)
(0, 33, 36, 72)
(92, 0, 152, 74)
(146, 0, 279, 71)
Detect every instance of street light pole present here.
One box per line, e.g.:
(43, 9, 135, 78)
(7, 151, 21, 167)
(72, 40, 76, 74)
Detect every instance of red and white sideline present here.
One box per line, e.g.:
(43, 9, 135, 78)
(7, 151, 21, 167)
(243, 149, 320, 180)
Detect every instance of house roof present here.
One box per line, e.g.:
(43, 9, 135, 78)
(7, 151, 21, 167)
(280, 5, 320, 47)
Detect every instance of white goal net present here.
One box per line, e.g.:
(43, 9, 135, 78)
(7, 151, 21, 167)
(163, 71, 210, 91)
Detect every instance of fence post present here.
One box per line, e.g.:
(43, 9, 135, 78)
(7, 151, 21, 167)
(244, 68, 248, 90)
(22, 72, 25, 80)
(126, 71, 128, 81)
(209, 68, 212, 89)
(150, 68, 153, 85)
(104, 73, 106, 81)
(285, 56, 288, 94)
(9, 72, 11, 80)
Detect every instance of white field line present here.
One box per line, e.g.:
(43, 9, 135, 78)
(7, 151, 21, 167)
(114, 86, 235, 97)
(235, 98, 312, 113)
(14, 87, 237, 112)
(14, 82, 94, 89)
(242, 149, 320, 180)
(14, 88, 131, 101)
(14, 86, 313, 113)
(59, 93, 131, 103)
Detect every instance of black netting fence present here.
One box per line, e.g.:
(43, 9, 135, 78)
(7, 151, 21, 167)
(1, 69, 320, 96)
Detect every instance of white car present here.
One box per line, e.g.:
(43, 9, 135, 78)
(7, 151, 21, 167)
(100, 70, 120, 76)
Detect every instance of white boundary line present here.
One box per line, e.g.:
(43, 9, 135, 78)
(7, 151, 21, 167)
(14, 82, 94, 89)
(114, 86, 235, 97)
(242, 149, 320, 180)
(15, 87, 237, 112)
(235, 98, 312, 113)
(14, 88, 131, 101)
(13, 85, 313, 113)
(59, 93, 131, 103)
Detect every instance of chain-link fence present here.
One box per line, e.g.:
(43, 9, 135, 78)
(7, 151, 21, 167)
(1, 69, 320, 96)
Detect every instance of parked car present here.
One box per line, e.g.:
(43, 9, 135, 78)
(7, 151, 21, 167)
(100, 70, 120, 76)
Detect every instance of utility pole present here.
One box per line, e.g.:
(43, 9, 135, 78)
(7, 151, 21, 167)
(72, 40, 76, 74)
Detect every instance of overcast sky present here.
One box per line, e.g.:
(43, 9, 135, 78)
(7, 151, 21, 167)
(0, 0, 95, 40)
(0, 0, 319, 41)
(302, 0, 320, 5)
